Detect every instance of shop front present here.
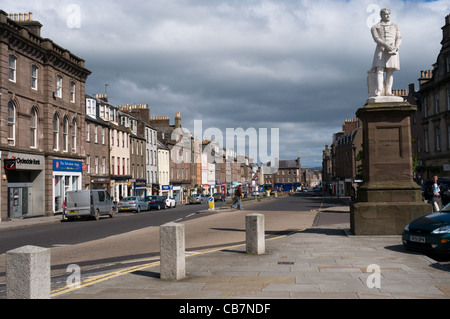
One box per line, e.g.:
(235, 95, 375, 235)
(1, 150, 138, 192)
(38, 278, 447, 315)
(111, 176, 130, 201)
(161, 184, 173, 197)
(90, 177, 111, 190)
(133, 179, 147, 197)
(5, 152, 45, 218)
(53, 159, 82, 214)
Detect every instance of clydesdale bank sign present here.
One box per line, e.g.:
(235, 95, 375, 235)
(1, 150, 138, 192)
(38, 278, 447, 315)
(4, 153, 45, 171)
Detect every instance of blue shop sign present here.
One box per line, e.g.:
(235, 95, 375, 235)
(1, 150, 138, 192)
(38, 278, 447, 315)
(53, 159, 82, 173)
(161, 185, 173, 191)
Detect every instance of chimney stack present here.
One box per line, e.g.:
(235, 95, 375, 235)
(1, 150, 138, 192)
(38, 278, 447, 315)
(9, 12, 42, 37)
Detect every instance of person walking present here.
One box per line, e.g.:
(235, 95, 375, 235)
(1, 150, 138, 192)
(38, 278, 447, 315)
(230, 185, 243, 210)
(431, 175, 443, 212)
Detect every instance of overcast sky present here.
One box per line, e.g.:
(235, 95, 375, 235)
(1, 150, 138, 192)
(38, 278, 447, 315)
(4, 0, 449, 167)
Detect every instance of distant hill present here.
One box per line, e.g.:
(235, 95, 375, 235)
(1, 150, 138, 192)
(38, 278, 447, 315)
(304, 167, 322, 171)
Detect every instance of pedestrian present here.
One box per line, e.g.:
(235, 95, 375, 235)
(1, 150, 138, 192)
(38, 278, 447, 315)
(431, 175, 443, 212)
(230, 185, 243, 210)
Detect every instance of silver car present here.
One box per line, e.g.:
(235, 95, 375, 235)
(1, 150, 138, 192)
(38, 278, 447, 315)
(189, 194, 208, 204)
(117, 196, 149, 213)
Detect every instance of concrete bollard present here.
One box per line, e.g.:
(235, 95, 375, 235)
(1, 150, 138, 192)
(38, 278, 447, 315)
(246, 214, 265, 255)
(6, 245, 51, 299)
(160, 222, 185, 280)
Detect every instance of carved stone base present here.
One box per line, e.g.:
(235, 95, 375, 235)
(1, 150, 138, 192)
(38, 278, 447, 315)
(350, 102, 432, 235)
(366, 95, 404, 104)
(351, 201, 431, 236)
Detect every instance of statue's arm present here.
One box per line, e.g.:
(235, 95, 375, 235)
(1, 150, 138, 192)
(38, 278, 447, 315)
(371, 25, 394, 52)
(395, 26, 402, 51)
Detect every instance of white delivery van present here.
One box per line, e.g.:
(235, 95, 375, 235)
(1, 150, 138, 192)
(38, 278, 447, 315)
(63, 190, 116, 221)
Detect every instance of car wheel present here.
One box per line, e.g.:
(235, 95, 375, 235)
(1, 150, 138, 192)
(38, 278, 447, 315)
(164, 204, 167, 210)
(157, 204, 161, 210)
(137, 206, 141, 214)
(109, 209, 115, 218)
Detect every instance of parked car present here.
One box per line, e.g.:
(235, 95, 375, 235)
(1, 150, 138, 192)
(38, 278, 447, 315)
(64, 189, 115, 221)
(117, 196, 149, 213)
(162, 196, 176, 208)
(422, 178, 450, 206)
(312, 187, 322, 196)
(213, 193, 226, 202)
(403, 205, 450, 254)
(145, 196, 167, 210)
(189, 194, 208, 204)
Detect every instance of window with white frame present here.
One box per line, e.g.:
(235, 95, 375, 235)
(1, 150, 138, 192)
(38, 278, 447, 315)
(70, 82, 76, 103)
(9, 56, 16, 82)
(86, 98, 96, 116)
(53, 114, 59, 151)
(56, 76, 63, 98)
(63, 117, 69, 152)
(102, 157, 106, 174)
(72, 119, 77, 153)
(30, 108, 38, 148)
(8, 101, 16, 146)
(100, 104, 105, 118)
(31, 65, 38, 90)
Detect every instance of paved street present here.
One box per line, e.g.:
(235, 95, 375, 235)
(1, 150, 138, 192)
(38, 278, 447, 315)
(2, 193, 450, 302)
(52, 197, 450, 301)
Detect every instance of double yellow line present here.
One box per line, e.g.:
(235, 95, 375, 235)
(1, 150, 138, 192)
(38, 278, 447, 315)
(51, 227, 307, 298)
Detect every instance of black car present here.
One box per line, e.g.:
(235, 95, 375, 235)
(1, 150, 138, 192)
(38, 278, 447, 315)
(422, 178, 450, 206)
(403, 207, 450, 254)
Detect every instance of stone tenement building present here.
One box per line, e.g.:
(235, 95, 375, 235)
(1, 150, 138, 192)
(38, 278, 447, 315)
(412, 15, 450, 179)
(0, 11, 91, 219)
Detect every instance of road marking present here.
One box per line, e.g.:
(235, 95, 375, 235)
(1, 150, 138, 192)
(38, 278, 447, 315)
(50, 227, 308, 298)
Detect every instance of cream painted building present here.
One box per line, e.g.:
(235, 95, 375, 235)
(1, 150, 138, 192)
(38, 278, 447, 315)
(157, 140, 171, 196)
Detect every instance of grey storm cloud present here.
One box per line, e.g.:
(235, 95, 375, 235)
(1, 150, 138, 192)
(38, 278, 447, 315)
(3, 0, 448, 166)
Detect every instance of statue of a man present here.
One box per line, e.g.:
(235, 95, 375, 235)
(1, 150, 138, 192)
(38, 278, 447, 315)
(370, 8, 402, 97)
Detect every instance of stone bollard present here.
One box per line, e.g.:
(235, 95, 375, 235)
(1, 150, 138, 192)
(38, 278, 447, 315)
(246, 214, 265, 255)
(160, 222, 185, 280)
(6, 245, 51, 299)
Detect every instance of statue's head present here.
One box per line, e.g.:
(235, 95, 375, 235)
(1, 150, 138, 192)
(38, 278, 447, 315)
(380, 8, 391, 22)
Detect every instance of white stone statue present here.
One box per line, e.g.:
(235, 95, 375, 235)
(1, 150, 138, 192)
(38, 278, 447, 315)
(367, 8, 404, 103)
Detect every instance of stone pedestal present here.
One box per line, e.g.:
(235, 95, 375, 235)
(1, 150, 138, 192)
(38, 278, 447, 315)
(246, 214, 265, 255)
(350, 102, 432, 235)
(160, 222, 185, 280)
(6, 245, 50, 299)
